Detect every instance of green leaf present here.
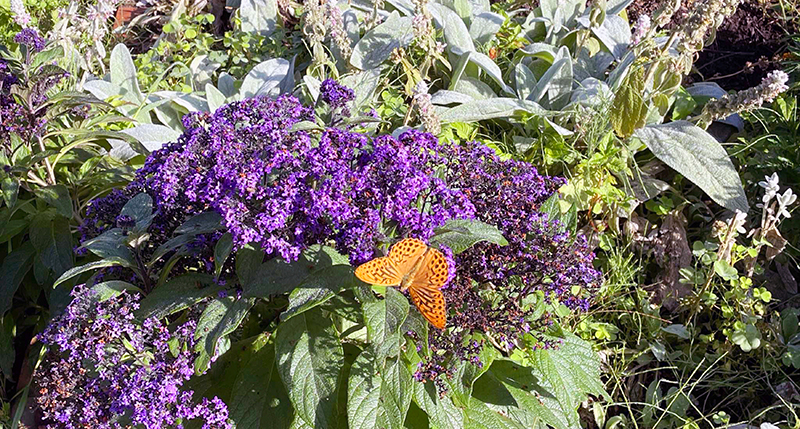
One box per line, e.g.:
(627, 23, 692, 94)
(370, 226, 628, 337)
(0, 242, 35, 316)
(713, 260, 738, 281)
(276, 309, 344, 429)
(472, 360, 565, 428)
(239, 0, 278, 34)
(1, 176, 19, 208)
(525, 334, 607, 428)
(34, 185, 72, 218)
(214, 233, 234, 277)
(350, 12, 414, 70)
(229, 341, 293, 429)
(281, 265, 356, 320)
(439, 98, 547, 124)
(29, 214, 73, 278)
(412, 380, 464, 429)
(30, 45, 65, 71)
(463, 397, 527, 429)
(175, 211, 224, 235)
(90, 281, 143, 301)
(136, 273, 222, 319)
(671, 87, 697, 120)
(194, 296, 256, 373)
(363, 287, 409, 358)
(430, 219, 508, 254)
(0, 314, 14, 379)
(633, 120, 749, 212)
(447, 342, 499, 405)
(120, 193, 155, 230)
(243, 246, 352, 299)
(347, 350, 412, 429)
(79, 228, 134, 264)
(54, 259, 130, 287)
(610, 66, 647, 138)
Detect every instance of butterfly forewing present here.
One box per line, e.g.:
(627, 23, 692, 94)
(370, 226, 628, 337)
(388, 238, 429, 275)
(354, 256, 403, 286)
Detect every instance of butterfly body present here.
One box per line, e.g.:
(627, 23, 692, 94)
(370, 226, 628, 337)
(354, 238, 449, 329)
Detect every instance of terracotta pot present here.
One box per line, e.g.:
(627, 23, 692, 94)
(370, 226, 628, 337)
(114, 5, 146, 29)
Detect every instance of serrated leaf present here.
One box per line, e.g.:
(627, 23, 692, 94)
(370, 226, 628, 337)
(362, 287, 409, 357)
(276, 309, 344, 429)
(350, 12, 414, 70)
(136, 273, 222, 319)
(633, 120, 748, 212)
(413, 380, 464, 429)
(430, 219, 508, 254)
(348, 350, 412, 429)
(464, 397, 526, 429)
(0, 242, 35, 316)
(194, 296, 256, 372)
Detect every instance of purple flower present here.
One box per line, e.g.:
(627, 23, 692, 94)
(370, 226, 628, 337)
(35, 285, 231, 429)
(14, 28, 46, 52)
(319, 78, 355, 111)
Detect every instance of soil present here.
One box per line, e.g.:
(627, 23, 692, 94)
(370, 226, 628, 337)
(627, 0, 793, 90)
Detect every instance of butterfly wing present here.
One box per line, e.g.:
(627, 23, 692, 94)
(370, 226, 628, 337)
(388, 238, 428, 274)
(409, 286, 447, 329)
(354, 256, 403, 286)
(408, 247, 450, 329)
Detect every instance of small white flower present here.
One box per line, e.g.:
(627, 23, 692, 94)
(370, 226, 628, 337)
(777, 188, 796, 218)
(731, 210, 747, 234)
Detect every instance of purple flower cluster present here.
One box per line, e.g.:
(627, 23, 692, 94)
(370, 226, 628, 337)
(0, 60, 41, 148)
(106, 95, 474, 264)
(410, 142, 602, 387)
(14, 28, 46, 52)
(35, 286, 231, 429)
(319, 78, 355, 110)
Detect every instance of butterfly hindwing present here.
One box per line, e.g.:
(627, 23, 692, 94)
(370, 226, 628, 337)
(354, 256, 403, 286)
(409, 285, 446, 329)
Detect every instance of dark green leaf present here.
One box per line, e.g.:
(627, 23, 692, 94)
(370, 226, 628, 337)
(0, 242, 35, 316)
(34, 185, 72, 218)
(120, 193, 155, 230)
(229, 341, 294, 429)
(430, 219, 508, 254)
(464, 397, 526, 429)
(1, 176, 19, 208)
(214, 233, 234, 277)
(276, 309, 344, 429)
(29, 214, 73, 277)
(148, 234, 196, 266)
(0, 314, 14, 380)
(54, 259, 130, 287)
(79, 228, 134, 264)
(194, 296, 256, 373)
(136, 273, 222, 319)
(175, 211, 224, 235)
(90, 281, 143, 301)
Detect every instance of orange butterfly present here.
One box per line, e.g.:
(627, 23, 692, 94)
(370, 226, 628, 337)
(354, 238, 449, 329)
